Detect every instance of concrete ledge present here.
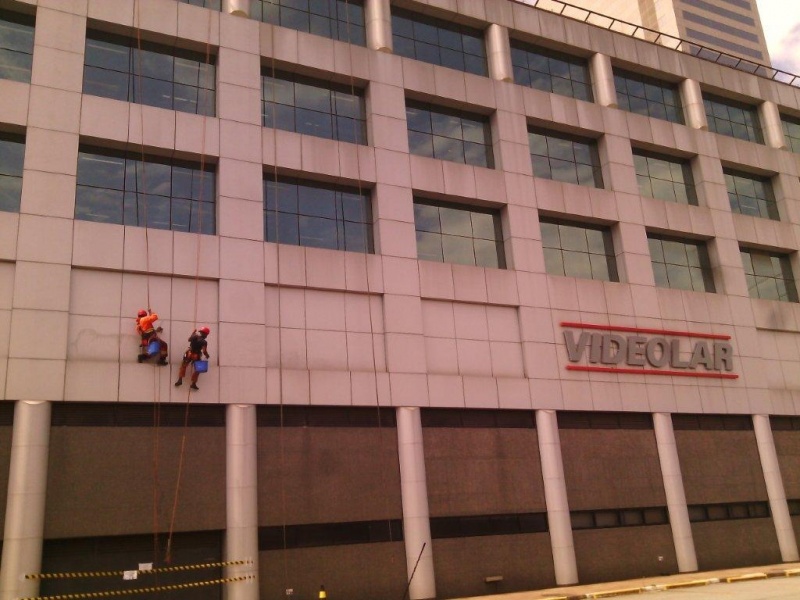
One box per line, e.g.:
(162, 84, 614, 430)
(725, 572, 767, 583)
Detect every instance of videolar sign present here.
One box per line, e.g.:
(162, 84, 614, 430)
(561, 322, 738, 379)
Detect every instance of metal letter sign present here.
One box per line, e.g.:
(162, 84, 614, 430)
(561, 322, 737, 379)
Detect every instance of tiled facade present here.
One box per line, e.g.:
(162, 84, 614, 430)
(1, 0, 800, 599)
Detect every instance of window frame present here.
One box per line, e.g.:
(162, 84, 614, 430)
(648, 234, 716, 293)
(633, 149, 697, 205)
(406, 99, 494, 168)
(261, 68, 367, 145)
(613, 68, 684, 124)
(391, 6, 488, 77)
(724, 168, 779, 220)
(0, 131, 25, 213)
(780, 113, 800, 154)
(75, 146, 216, 234)
(413, 197, 506, 269)
(82, 29, 216, 116)
(263, 175, 373, 254)
(0, 8, 35, 83)
(540, 217, 619, 282)
(250, 0, 366, 46)
(740, 247, 798, 303)
(703, 93, 763, 144)
(528, 127, 604, 188)
(510, 39, 593, 102)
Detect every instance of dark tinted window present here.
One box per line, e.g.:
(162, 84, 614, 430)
(634, 150, 696, 205)
(703, 94, 762, 143)
(511, 41, 592, 101)
(782, 114, 800, 153)
(414, 199, 504, 268)
(407, 100, 493, 168)
(615, 69, 683, 124)
(75, 147, 215, 234)
(83, 31, 216, 116)
(264, 176, 372, 253)
(262, 69, 366, 144)
(0, 132, 24, 213)
(529, 128, 603, 188)
(741, 248, 798, 302)
(0, 9, 34, 83)
(648, 235, 715, 293)
(251, 0, 365, 46)
(725, 169, 778, 220)
(540, 219, 618, 282)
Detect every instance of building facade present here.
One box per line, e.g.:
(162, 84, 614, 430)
(0, 0, 800, 599)
(570, 0, 771, 64)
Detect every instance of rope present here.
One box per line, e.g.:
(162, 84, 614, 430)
(164, 4, 214, 564)
(17, 575, 255, 600)
(24, 561, 253, 581)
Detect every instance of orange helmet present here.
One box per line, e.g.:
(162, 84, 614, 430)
(199, 326, 210, 335)
(137, 309, 147, 318)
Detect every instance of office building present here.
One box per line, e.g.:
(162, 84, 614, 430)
(0, 0, 800, 599)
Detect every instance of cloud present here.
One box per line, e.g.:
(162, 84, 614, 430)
(772, 22, 800, 73)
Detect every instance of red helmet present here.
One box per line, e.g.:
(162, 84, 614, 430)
(137, 309, 147, 318)
(199, 326, 210, 335)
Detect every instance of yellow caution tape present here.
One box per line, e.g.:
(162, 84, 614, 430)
(662, 579, 713, 590)
(725, 572, 767, 583)
(24, 560, 252, 581)
(18, 574, 255, 600)
(587, 587, 642, 598)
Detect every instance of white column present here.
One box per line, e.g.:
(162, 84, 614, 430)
(680, 78, 708, 130)
(223, 0, 249, 17)
(589, 53, 617, 108)
(365, 0, 392, 53)
(486, 24, 513, 82)
(224, 405, 259, 600)
(758, 101, 788, 150)
(653, 413, 698, 573)
(753, 414, 800, 562)
(0, 401, 51, 600)
(535, 410, 578, 585)
(396, 407, 435, 600)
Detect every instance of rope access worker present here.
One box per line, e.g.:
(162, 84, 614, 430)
(174, 327, 210, 391)
(136, 309, 168, 364)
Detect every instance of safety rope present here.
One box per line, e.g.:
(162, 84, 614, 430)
(164, 3, 214, 564)
(24, 560, 253, 581)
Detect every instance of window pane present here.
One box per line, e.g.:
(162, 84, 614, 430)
(511, 41, 592, 101)
(529, 129, 601, 188)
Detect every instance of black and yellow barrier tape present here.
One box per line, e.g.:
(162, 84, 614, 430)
(24, 560, 252, 581)
(17, 574, 255, 600)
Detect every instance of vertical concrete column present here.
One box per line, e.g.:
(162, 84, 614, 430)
(396, 407, 436, 600)
(486, 24, 513, 82)
(753, 414, 800, 562)
(589, 53, 617, 108)
(680, 79, 708, 130)
(653, 413, 698, 573)
(222, 0, 250, 17)
(224, 404, 259, 600)
(365, 0, 392, 53)
(758, 101, 788, 150)
(535, 410, 578, 585)
(0, 400, 51, 600)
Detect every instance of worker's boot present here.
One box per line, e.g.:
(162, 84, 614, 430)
(174, 378, 182, 387)
(190, 383, 199, 391)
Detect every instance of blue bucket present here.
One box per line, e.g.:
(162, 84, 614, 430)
(194, 360, 209, 373)
(147, 340, 161, 356)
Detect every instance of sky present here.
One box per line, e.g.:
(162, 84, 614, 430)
(756, 0, 800, 73)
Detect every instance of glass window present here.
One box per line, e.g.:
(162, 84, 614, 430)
(406, 100, 493, 168)
(529, 128, 603, 188)
(703, 93, 763, 143)
(391, 7, 487, 77)
(614, 68, 683, 124)
(75, 147, 215, 234)
(781, 113, 800, 154)
(0, 9, 34, 83)
(540, 218, 618, 281)
(262, 69, 366, 144)
(648, 235, 715, 293)
(633, 150, 697, 205)
(724, 169, 778, 220)
(83, 31, 216, 116)
(179, 0, 221, 8)
(414, 199, 504, 268)
(0, 132, 24, 213)
(511, 41, 592, 101)
(251, 0, 365, 46)
(263, 176, 372, 253)
(741, 248, 798, 302)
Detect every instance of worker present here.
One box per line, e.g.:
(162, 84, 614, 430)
(174, 326, 210, 391)
(136, 309, 168, 364)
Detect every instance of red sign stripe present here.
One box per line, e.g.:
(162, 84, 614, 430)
(560, 321, 731, 341)
(566, 365, 738, 379)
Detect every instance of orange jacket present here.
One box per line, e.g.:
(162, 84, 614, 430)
(136, 313, 159, 334)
